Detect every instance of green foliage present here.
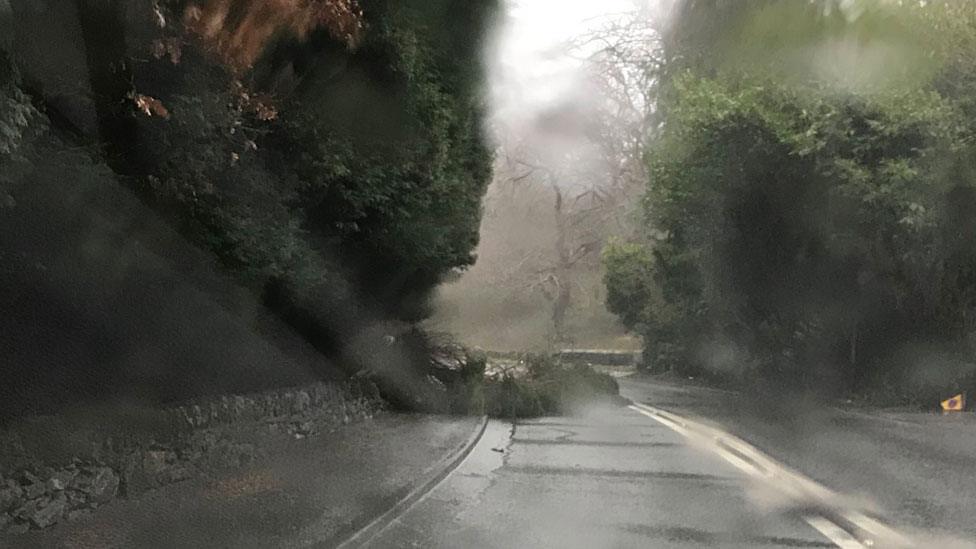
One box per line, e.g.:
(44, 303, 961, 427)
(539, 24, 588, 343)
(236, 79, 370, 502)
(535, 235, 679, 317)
(143, 0, 497, 322)
(484, 355, 620, 418)
(602, 239, 655, 330)
(269, 2, 494, 320)
(606, 1, 976, 395)
(449, 348, 488, 415)
(94, 0, 494, 331)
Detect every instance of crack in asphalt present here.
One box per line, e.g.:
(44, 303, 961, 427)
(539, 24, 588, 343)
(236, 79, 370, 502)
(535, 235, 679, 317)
(510, 438, 679, 448)
(502, 465, 736, 482)
(617, 523, 836, 547)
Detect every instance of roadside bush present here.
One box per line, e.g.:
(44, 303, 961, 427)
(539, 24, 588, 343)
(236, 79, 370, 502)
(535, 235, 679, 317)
(449, 348, 488, 415)
(483, 354, 621, 418)
(604, 1, 976, 399)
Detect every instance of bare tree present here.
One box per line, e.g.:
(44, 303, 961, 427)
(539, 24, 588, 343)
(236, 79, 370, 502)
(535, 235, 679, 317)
(436, 5, 671, 350)
(483, 138, 617, 346)
(572, 6, 673, 208)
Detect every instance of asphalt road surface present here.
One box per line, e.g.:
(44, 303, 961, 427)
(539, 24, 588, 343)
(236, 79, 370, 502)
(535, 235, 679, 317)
(620, 376, 976, 548)
(364, 377, 976, 548)
(367, 406, 843, 547)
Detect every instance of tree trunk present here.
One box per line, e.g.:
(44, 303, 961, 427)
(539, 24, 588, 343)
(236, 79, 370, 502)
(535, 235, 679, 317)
(551, 186, 572, 344)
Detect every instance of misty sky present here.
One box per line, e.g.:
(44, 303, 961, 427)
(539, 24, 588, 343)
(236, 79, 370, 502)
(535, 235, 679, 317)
(486, 0, 637, 139)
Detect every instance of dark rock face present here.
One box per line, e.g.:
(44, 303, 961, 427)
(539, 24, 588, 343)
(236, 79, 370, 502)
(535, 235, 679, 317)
(0, 135, 329, 420)
(22, 481, 45, 500)
(142, 450, 171, 477)
(0, 482, 22, 512)
(87, 467, 119, 504)
(5, 521, 29, 535)
(66, 508, 92, 522)
(26, 494, 66, 528)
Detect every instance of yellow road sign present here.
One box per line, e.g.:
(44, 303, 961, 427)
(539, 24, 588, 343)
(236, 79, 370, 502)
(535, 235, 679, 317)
(941, 393, 965, 412)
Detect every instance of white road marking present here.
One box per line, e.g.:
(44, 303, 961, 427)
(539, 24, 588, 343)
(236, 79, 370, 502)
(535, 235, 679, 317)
(714, 444, 766, 478)
(842, 511, 912, 547)
(628, 403, 913, 548)
(806, 516, 867, 549)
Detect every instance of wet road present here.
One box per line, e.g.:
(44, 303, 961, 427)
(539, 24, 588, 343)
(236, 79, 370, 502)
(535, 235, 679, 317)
(620, 376, 976, 547)
(368, 403, 838, 548)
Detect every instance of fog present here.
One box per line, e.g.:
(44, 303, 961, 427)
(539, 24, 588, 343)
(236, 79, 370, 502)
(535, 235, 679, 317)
(427, 0, 672, 352)
(4, 2, 976, 546)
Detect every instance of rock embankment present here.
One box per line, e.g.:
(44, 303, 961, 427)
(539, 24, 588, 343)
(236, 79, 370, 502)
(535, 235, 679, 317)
(0, 465, 118, 533)
(0, 380, 383, 535)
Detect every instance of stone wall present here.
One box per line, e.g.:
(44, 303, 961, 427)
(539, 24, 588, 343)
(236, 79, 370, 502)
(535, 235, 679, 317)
(0, 380, 384, 534)
(168, 380, 380, 430)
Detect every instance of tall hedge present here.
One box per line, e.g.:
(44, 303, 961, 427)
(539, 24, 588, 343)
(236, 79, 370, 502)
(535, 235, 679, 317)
(604, 1, 976, 400)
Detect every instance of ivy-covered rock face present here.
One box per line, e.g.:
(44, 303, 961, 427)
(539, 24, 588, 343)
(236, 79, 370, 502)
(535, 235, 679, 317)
(12, 2, 494, 311)
(122, 0, 498, 322)
(0, 1, 497, 413)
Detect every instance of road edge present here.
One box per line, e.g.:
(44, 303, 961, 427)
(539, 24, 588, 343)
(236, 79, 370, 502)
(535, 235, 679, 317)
(330, 414, 490, 549)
